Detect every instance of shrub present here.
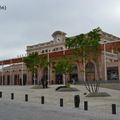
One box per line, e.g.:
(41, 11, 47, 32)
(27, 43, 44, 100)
(66, 83, 70, 88)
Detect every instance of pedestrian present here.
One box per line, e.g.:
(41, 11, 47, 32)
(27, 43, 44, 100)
(45, 79, 48, 88)
(41, 78, 45, 88)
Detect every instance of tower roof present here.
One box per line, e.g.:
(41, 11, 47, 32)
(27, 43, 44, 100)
(52, 31, 66, 37)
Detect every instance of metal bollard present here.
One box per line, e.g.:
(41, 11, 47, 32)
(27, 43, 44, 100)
(84, 101, 88, 111)
(112, 104, 116, 115)
(25, 94, 28, 102)
(11, 93, 14, 100)
(60, 98, 63, 107)
(41, 96, 44, 104)
(0, 91, 2, 98)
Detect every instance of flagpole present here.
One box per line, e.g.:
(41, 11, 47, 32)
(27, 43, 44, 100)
(22, 55, 24, 86)
(2, 61, 3, 85)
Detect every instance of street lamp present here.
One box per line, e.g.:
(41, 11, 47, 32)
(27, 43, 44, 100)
(1, 61, 3, 85)
(47, 53, 50, 85)
(103, 40, 108, 81)
(21, 54, 24, 86)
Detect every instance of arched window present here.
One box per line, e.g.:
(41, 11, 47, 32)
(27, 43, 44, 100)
(85, 62, 95, 81)
(70, 64, 78, 83)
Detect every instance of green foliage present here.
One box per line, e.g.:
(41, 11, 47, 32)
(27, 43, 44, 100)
(66, 82, 70, 88)
(115, 46, 120, 52)
(23, 52, 40, 73)
(38, 54, 49, 69)
(53, 56, 73, 75)
(65, 27, 101, 61)
(23, 53, 49, 73)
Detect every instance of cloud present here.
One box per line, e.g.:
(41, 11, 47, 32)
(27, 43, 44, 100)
(0, 0, 120, 60)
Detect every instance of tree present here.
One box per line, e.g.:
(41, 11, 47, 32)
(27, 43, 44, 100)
(53, 56, 73, 85)
(66, 27, 101, 61)
(65, 27, 101, 93)
(115, 46, 120, 60)
(23, 52, 40, 85)
(37, 54, 49, 85)
(23, 53, 49, 85)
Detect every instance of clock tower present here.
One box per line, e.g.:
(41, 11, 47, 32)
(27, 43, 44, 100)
(52, 31, 66, 44)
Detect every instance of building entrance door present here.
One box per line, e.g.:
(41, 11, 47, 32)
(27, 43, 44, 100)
(23, 74, 27, 85)
(7, 75, 10, 85)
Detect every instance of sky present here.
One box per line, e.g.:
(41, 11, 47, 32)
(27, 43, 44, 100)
(0, 0, 120, 60)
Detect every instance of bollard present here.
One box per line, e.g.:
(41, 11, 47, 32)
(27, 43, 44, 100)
(25, 94, 28, 102)
(0, 91, 2, 98)
(41, 96, 44, 104)
(112, 104, 116, 115)
(60, 98, 63, 107)
(74, 95, 80, 108)
(84, 101, 88, 111)
(11, 93, 14, 100)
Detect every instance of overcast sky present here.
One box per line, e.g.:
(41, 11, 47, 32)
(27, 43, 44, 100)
(0, 0, 120, 60)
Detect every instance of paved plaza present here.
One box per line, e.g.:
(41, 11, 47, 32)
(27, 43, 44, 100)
(0, 85, 120, 120)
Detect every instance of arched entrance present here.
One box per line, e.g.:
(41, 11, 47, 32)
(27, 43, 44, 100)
(85, 62, 95, 81)
(14, 74, 18, 85)
(43, 68, 48, 81)
(70, 64, 78, 83)
(23, 74, 27, 85)
(3, 76, 5, 85)
(7, 75, 10, 85)
(32, 73, 38, 85)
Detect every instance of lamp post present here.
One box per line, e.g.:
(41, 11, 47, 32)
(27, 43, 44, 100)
(33, 57, 36, 86)
(1, 62, 3, 85)
(47, 53, 50, 85)
(21, 54, 24, 86)
(103, 40, 107, 81)
(10, 59, 12, 85)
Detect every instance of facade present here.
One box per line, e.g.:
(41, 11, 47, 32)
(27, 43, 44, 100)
(26, 31, 66, 55)
(0, 30, 120, 85)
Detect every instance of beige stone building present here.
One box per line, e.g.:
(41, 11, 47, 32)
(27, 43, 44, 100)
(27, 31, 66, 55)
(0, 30, 120, 85)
